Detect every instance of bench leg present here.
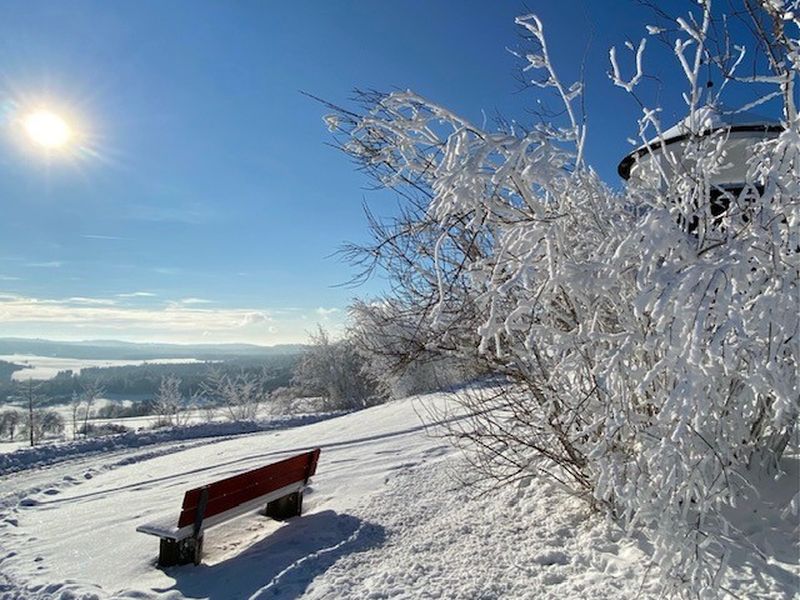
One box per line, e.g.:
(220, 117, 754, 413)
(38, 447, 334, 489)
(158, 535, 203, 567)
(265, 491, 302, 520)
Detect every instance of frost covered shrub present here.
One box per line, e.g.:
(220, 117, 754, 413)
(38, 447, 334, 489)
(292, 325, 386, 410)
(80, 422, 130, 437)
(23, 408, 65, 443)
(0, 409, 23, 441)
(152, 375, 191, 428)
(201, 369, 267, 421)
(348, 299, 482, 398)
(326, 1, 799, 596)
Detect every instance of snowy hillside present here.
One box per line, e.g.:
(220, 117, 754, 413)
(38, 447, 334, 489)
(0, 394, 796, 599)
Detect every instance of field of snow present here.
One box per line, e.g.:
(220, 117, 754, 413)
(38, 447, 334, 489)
(0, 398, 138, 455)
(0, 393, 796, 599)
(0, 400, 205, 455)
(0, 398, 317, 455)
(0, 355, 208, 381)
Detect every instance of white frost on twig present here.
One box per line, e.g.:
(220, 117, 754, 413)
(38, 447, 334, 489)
(609, 38, 647, 92)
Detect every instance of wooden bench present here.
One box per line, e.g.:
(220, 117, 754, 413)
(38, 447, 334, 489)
(136, 448, 321, 567)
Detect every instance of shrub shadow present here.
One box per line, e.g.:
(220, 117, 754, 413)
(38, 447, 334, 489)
(721, 456, 799, 596)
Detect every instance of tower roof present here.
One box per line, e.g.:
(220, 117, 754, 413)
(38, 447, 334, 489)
(659, 105, 782, 140)
(618, 105, 783, 180)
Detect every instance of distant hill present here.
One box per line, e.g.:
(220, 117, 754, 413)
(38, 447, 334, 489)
(0, 338, 306, 360)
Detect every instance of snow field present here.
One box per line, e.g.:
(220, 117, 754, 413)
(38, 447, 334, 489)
(302, 459, 659, 600)
(0, 393, 797, 599)
(0, 396, 456, 598)
(0, 414, 336, 474)
(0, 356, 208, 382)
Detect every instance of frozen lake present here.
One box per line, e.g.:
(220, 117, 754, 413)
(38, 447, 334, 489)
(0, 354, 207, 381)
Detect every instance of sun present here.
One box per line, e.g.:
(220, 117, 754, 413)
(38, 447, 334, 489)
(23, 110, 72, 149)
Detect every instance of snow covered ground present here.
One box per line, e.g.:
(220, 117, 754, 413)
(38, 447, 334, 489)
(0, 414, 337, 475)
(0, 397, 315, 454)
(0, 393, 796, 599)
(0, 355, 208, 381)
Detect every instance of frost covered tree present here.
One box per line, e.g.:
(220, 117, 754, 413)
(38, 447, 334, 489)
(324, 1, 798, 596)
(20, 379, 48, 447)
(348, 299, 482, 398)
(78, 379, 104, 438)
(153, 375, 190, 427)
(292, 325, 385, 410)
(70, 392, 82, 440)
(202, 369, 268, 421)
(38, 410, 65, 438)
(0, 409, 22, 442)
(23, 409, 65, 444)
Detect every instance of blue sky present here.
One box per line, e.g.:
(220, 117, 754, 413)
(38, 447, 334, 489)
(0, 1, 783, 344)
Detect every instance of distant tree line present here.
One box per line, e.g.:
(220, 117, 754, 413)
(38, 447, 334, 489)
(0, 361, 25, 382)
(1, 380, 65, 445)
(0, 328, 476, 446)
(0, 355, 298, 406)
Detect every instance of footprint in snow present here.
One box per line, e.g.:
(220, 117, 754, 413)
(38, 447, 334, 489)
(19, 498, 40, 507)
(4, 518, 19, 527)
(42, 488, 60, 496)
(542, 572, 566, 585)
(532, 550, 570, 566)
(552, 526, 574, 538)
(389, 462, 419, 471)
(83, 472, 93, 480)
(422, 445, 450, 458)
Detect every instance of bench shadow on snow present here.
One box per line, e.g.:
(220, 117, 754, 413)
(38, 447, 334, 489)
(157, 510, 385, 600)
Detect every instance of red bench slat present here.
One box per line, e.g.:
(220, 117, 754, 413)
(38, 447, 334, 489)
(176, 449, 320, 528)
(181, 452, 310, 510)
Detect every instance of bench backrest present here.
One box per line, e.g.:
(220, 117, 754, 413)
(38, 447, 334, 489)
(177, 448, 320, 528)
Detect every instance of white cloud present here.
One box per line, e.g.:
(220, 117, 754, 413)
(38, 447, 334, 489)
(179, 297, 212, 305)
(0, 275, 20, 281)
(315, 307, 340, 317)
(237, 311, 271, 327)
(0, 293, 292, 344)
(117, 291, 157, 298)
(27, 261, 62, 268)
(66, 297, 117, 306)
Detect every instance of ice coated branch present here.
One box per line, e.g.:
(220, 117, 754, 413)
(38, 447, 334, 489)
(609, 39, 647, 92)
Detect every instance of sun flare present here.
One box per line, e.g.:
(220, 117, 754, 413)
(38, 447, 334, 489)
(23, 110, 72, 149)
